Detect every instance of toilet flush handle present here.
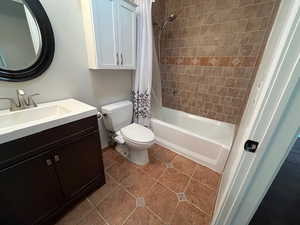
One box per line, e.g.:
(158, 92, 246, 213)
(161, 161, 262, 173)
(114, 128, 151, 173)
(97, 112, 104, 120)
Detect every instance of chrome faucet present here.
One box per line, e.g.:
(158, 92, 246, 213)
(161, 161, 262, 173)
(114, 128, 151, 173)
(0, 89, 40, 111)
(17, 89, 27, 109)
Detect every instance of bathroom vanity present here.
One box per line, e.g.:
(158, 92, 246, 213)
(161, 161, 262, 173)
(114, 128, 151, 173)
(0, 99, 105, 225)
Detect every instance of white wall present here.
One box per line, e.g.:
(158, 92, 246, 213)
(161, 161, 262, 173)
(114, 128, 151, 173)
(0, 0, 133, 148)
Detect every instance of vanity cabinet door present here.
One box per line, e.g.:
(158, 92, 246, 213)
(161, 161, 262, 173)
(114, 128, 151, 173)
(118, 0, 137, 69)
(53, 131, 104, 199)
(0, 151, 63, 225)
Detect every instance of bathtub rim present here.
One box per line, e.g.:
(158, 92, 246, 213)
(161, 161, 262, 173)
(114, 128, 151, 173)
(151, 117, 235, 150)
(155, 106, 236, 129)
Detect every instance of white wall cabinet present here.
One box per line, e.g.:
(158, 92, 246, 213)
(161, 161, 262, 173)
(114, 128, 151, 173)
(81, 0, 137, 70)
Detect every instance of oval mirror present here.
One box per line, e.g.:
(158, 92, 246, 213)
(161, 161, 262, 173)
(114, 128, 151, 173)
(0, 0, 54, 82)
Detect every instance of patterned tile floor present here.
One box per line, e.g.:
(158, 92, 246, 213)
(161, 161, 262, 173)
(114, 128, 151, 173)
(56, 144, 221, 225)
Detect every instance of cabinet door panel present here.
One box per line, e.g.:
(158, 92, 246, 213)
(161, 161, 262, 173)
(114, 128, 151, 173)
(0, 152, 63, 225)
(0, 138, 27, 170)
(94, 0, 119, 68)
(54, 131, 103, 199)
(118, 0, 136, 69)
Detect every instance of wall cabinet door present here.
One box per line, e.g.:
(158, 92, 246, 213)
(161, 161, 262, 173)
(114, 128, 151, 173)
(0, 151, 63, 225)
(54, 131, 104, 199)
(118, 0, 137, 69)
(93, 0, 119, 68)
(81, 0, 137, 70)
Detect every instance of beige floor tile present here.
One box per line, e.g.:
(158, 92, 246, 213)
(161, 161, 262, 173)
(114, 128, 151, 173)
(158, 168, 189, 193)
(185, 179, 216, 215)
(106, 160, 137, 183)
(138, 156, 166, 179)
(88, 174, 119, 206)
(56, 199, 94, 225)
(149, 144, 176, 163)
(97, 186, 136, 225)
(120, 168, 157, 197)
(145, 183, 178, 224)
(57, 145, 220, 225)
(172, 155, 197, 176)
(102, 148, 126, 170)
(124, 208, 165, 225)
(193, 165, 221, 190)
(77, 210, 106, 225)
(170, 202, 210, 225)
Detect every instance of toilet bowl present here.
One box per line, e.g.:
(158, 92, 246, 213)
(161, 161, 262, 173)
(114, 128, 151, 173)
(101, 100, 155, 166)
(122, 123, 155, 165)
(114, 123, 155, 165)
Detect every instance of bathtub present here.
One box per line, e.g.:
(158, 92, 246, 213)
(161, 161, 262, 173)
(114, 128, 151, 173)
(151, 107, 235, 173)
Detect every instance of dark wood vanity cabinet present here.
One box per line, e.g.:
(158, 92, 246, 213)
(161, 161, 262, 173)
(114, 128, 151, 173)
(0, 116, 105, 225)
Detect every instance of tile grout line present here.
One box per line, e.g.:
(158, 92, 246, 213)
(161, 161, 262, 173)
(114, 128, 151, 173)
(189, 175, 219, 192)
(103, 150, 120, 171)
(104, 145, 218, 220)
(121, 207, 137, 225)
(105, 155, 160, 201)
(95, 207, 111, 225)
(74, 201, 97, 225)
(145, 205, 168, 225)
(91, 173, 123, 208)
(86, 197, 96, 209)
(183, 164, 198, 193)
(168, 200, 180, 225)
(157, 175, 188, 196)
(184, 165, 217, 217)
(188, 198, 213, 217)
(146, 206, 167, 225)
(112, 176, 138, 201)
(93, 158, 137, 225)
(148, 166, 206, 221)
(91, 179, 137, 225)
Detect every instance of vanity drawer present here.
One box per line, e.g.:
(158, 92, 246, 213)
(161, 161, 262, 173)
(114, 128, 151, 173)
(26, 116, 98, 151)
(0, 116, 99, 170)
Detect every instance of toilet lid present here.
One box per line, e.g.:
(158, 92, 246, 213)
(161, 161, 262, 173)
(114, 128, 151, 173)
(121, 123, 155, 143)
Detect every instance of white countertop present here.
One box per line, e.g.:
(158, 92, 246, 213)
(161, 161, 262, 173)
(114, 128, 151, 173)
(0, 99, 97, 144)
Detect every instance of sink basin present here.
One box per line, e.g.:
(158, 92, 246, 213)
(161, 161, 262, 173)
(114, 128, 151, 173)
(0, 99, 97, 144)
(0, 105, 70, 130)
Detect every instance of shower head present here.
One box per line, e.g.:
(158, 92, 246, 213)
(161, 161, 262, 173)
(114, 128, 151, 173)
(160, 13, 178, 31)
(167, 13, 177, 22)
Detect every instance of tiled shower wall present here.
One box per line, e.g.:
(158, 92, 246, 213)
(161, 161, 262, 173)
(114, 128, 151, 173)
(152, 0, 280, 124)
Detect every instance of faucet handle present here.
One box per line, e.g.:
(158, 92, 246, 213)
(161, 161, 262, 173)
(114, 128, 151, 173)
(17, 89, 25, 96)
(27, 93, 40, 107)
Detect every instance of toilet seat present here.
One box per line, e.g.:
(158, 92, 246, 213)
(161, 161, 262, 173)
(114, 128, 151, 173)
(121, 123, 155, 144)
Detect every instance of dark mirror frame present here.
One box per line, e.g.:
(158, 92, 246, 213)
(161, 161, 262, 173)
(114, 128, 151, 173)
(0, 0, 55, 82)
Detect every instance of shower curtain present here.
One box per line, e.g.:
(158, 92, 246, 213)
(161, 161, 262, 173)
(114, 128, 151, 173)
(132, 0, 153, 127)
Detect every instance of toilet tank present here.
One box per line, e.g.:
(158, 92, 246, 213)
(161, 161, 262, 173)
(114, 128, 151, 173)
(101, 100, 133, 132)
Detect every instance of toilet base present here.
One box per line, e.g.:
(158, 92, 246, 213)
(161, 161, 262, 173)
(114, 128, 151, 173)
(115, 144, 150, 166)
(128, 148, 149, 166)
(115, 144, 130, 159)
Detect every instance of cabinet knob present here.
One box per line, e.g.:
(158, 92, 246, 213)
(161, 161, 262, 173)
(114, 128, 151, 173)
(46, 159, 53, 166)
(54, 155, 60, 162)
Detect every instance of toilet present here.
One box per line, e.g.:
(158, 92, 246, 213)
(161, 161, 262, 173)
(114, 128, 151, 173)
(101, 100, 155, 165)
